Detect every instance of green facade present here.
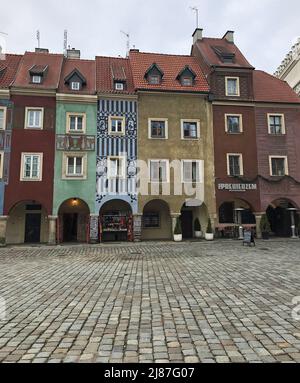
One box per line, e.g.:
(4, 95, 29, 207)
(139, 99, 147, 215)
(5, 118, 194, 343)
(53, 101, 97, 215)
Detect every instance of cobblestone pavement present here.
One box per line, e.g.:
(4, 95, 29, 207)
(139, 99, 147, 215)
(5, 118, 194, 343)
(0, 240, 299, 363)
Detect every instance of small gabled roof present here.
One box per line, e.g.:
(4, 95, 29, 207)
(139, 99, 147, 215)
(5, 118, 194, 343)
(0, 54, 22, 89)
(58, 58, 96, 94)
(12, 51, 64, 89)
(96, 56, 135, 94)
(29, 64, 48, 76)
(129, 51, 210, 93)
(144, 63, 164, 78)
(253, 70, 300, 104)
(176, 65, 197, 80)
(64, 68, 87, 85)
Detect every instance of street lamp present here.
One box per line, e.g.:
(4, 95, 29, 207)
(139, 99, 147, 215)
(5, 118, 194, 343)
(287, 208, 298, 239)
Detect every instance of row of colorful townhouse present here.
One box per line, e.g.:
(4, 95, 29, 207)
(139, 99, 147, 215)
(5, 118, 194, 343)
(0, 29, 299, 245)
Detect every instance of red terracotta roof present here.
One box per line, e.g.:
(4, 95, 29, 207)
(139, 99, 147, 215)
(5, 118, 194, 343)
(96, 56, 135, 94)
(195, 38, 254, 69)
(129, 51, 209, 92)
(12, 51, 63, 90)
(253, 70, 300, 103)
(58, 58, 96, 94)
(0, 54, 22, 88)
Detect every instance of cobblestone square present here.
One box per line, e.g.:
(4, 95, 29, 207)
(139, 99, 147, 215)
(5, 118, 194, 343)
(0, 240, 299, 363)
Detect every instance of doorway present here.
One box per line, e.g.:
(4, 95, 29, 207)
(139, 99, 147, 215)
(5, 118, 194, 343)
(25, 213, 41, 243)
(181, 210, 193, 239)
(63, 213, 78, 242)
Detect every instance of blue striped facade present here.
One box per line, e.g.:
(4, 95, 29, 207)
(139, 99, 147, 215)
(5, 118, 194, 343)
(96, 98, 138, 214)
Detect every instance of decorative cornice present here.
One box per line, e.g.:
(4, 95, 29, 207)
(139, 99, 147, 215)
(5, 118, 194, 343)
(275, 38, 300, 78)
(10, 87, 56, 97)
(56, 93, 98, 104)
(97, 93, 138, 100)
(228, 174, 300, 186)
(0, 90, 10, 99)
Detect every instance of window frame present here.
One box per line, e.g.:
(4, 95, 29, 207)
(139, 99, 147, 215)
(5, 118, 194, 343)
(63, 152, 87, 180)
(181, 77, 193, 86)
(115, 82, 124, 91)
(20, 152, 43, 182)
(226, 153, 244, 177)
(24, 107, 44, 130)
(148, 118, 168, 140)
(181, 119, 200, 140)
(267, 114, 286, 135)
(269, 156, 289, 177)
(225, 114, 243, 134)
(107, 156, 126, 179)
(0, 151, 4, 179)
(71, 81, 81, 91)
(148, 75, 161, 85)
(181, 160, 202, 183)
(108, 116, 126, 136)
(148, 159, 170, 183)
(225, 76, 240, 97)
(66, 112, 86, 134)
(143, 212, 161, 229)
(32, 75, 42, 84)
(0, 106, 7, 131)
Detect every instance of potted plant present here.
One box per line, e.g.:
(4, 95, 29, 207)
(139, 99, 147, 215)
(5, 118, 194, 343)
(174, 217, 182, 242)
(194, 218, 202, 239)
(260, 214, 271, 240)
(205, 218, 214, 241)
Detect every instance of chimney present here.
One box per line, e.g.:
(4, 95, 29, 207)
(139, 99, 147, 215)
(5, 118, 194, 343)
(67, 48, 81, 59)
(192, 28, 203, 44)
(35, 48, 49, 54)
(129, 48, 139, 53)
(223, 31, 234, 44)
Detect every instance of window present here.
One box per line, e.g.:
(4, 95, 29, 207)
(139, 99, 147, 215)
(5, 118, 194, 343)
(143, 212, 160, 228)
(62, 153, 87, 179)
(149, 75, 161, 85)
(115, 82, 124, 91)
(66, 156, 83, 176)
(20, 153, 43, 181)
(149, 119, 168, 139)
(149, 160, 169, 183)
(0, 107, 6, 130)
(269, 156, 288, 176)
(182, 161, 201, 183)
(32, 75, 42, 84)
(25, 108, 44, 129)
(182, 77, 193, 86)
(67, 113, 85, 134)
(226, 115, 243, 133)
(227, 154, 243, 176)
(268, 114, 285, 135)
(0, 151, 4, 179)
(108, 157, 125, 179)
(109, 116, 125, 135)
(71, 82, 80, 91)
(225, 77, 240, 96)
(181, 120, 200, 139)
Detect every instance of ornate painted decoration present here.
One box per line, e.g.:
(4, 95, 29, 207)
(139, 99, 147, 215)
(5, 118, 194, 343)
(56, 135, 96, 151)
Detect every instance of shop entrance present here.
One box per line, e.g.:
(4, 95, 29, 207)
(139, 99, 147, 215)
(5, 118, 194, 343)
(99, 200, 133, 242)
(25, 213, 41, 243)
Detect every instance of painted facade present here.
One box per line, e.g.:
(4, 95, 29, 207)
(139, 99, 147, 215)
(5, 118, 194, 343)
(52, 58, 97, 244)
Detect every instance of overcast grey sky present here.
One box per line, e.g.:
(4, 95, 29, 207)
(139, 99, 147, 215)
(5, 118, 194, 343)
(1, 0, 299, 73)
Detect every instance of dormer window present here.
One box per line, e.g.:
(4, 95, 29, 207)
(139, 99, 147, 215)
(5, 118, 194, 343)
(32, 75, 42, 84)
(177, 66, 196, 87)
(71, 82, 80, 91)
(145, 63, 164, 85)
(115, 82, 124, 91)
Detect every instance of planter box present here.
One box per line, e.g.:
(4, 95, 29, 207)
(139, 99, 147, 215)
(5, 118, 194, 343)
(205, 233, 214, 241)
(174, 234, 182, 242)
(195, 231, 202, 239)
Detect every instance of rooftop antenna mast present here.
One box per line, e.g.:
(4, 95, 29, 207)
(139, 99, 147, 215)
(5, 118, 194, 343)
(120, 30, 130, 57)
(63, 29, 68, 56)
(36, 30, 40, 48)
(190, 6, 199, 29)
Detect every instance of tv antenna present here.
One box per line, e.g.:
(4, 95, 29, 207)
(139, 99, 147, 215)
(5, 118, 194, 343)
(120, 30, 130, 57)
(190, 6, 199, 29)
(36, 30, 40, 48)
(63, 29, 68, 56)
